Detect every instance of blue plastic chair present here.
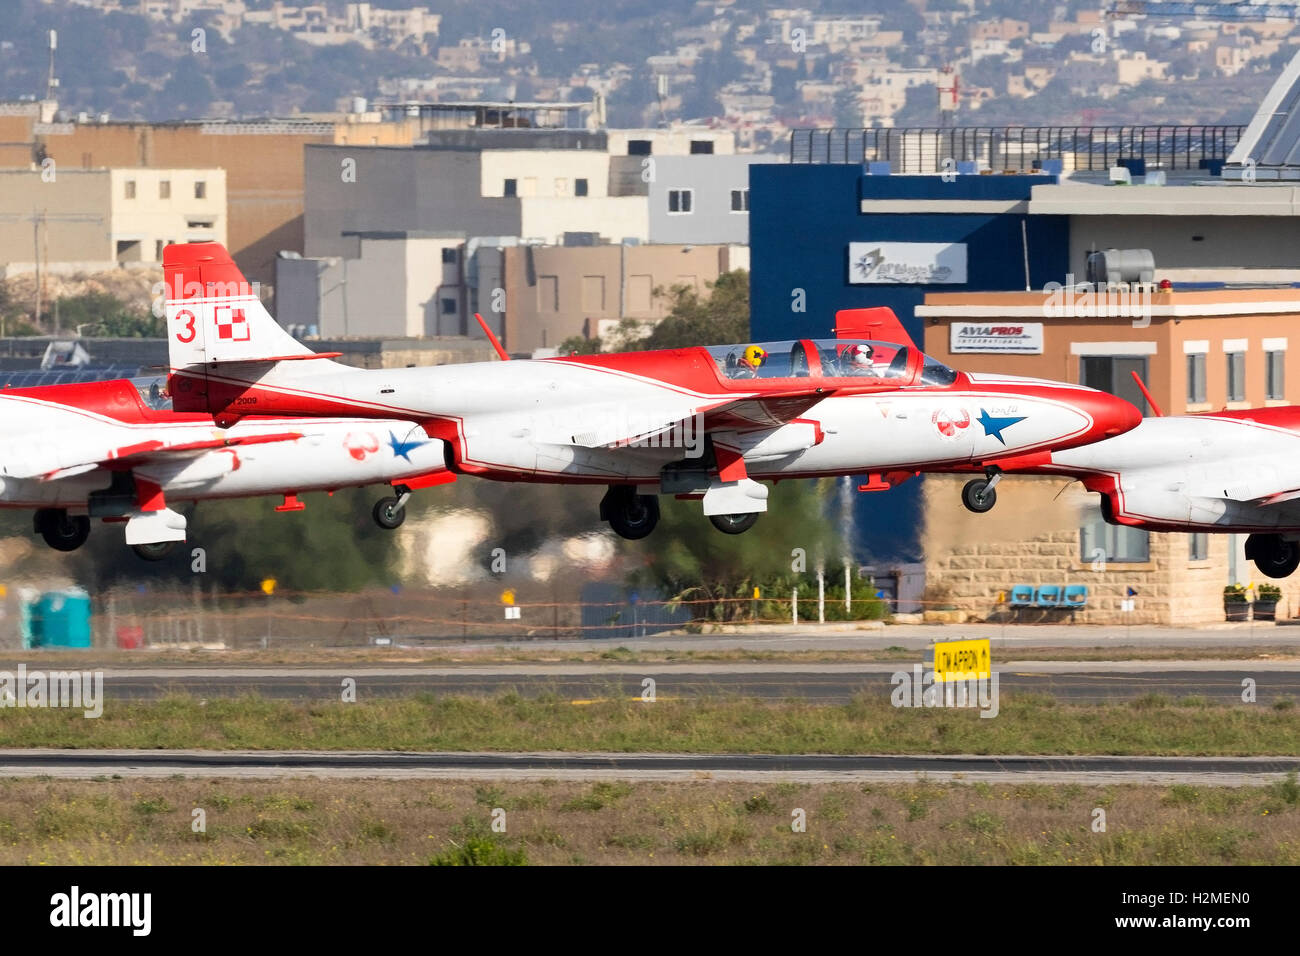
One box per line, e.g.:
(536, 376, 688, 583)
(1063, 585, 1089, 609)
(1035, 585, 1063, 609)
(1008, 585, 1034, 608)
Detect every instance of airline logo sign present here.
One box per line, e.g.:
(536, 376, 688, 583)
(848, 242, 967, 285)
(950, 322, 1044, 354)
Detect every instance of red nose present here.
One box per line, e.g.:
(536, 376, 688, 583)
(1095, 390, 1144, 438)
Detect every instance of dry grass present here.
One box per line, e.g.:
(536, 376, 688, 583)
(4, 776, 1299, 865)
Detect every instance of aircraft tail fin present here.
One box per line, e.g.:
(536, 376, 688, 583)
(833, 307, 915, 349)
(164, 242, 314, 370)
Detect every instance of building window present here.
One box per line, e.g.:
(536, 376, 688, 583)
(1267, 350, 1285, 400)
(503, 178, 517, 197)
(194, 180, 206, 199)
(1226, 351, 1245, 402)
(186, 219, 214, 229)
(1189, 532, 1208, 562)
(441, 247, 457, 264)
(1081, 514, 1150, 564)
(627, 139, 652, 156)
(1079, 355, 1147, 411)
(440, 298, 457, 315)
(124, 180, 136, 199)
(730, 188, 749, 212)
(667, 188, 694, 214)
(575, 178, 588, 197)
(1186, 352, 1206, 404)
(689, 140, 714, 154)
(159, 180, 171, 199)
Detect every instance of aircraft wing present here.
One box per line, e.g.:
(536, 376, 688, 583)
(540, 386, 866, 450)
(3, 431, 305, 482)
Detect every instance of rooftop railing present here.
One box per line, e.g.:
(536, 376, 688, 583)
(790, 125, 1246, 173)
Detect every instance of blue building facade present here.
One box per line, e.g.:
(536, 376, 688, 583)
(748, 166, 1070, 563)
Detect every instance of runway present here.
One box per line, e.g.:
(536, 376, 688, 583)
(66, 661, 1300, 704)
(5, 749, 1297, 785)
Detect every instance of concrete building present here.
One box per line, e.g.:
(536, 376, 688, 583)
(277, 231, 466, 338)
(0, 107, 424, 284)
(0, 167, 226, 273)
(647, 154, 782, 244)
(501, 241, 748, 354)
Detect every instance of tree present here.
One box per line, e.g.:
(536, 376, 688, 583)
(54, 292, 162, 337)
(629, 478, 846, 619)
(636, 270, 749, 351)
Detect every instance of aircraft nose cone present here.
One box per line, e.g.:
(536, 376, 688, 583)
(1098, 391, 1144, 437)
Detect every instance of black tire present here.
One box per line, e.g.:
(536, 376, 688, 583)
(709, 512, 759, 534)
(131, 541, 177, 562)
(607, 491, 660, 540)
(1248, 534, 1300, 579)
(373, 497, 406, 530)
(38, 511, 90, 552)
(961, 478, 997, 514)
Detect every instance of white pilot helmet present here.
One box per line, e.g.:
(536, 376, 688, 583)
(846, 343, 875, 368)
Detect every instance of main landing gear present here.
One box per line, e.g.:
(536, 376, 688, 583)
(601, 485, 660, 540)
(709, 513, 759, 535)
(131, 541, 178, 562)
(961, 467, 1004, 514)
(34, 509, 90, 552)
(1246, 533, 1300, 579)
(373, 485, 413, 530)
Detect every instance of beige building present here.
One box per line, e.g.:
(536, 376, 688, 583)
(0, 167, 226, 273)
(917, 288, 1300, 624)
(503, 243, 747, 353)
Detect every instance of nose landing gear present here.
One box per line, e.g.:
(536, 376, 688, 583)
(373, 485, 413, 530)
(961, 467, 1004, 514)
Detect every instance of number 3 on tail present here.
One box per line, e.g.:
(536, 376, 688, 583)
(174, 309, 197, 344)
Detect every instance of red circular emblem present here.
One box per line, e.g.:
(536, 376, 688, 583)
(932, 408, 971, 438)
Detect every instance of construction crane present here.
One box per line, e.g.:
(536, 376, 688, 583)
(1110, 1, 1300, 20)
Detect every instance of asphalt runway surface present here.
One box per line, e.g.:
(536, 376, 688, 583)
(62, 661, 1300, 704)
(5, 749, 1297, 785)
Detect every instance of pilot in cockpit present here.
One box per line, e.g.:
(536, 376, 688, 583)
(840, 343, 880, 377)
(728, 345, 768, 378)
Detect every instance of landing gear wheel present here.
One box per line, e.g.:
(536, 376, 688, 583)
(36, 510, 90, 552)
(601, 486, 660, 540)
(709, 512, 759, 535)
(373, 497, 406, 530)
(131, 541, 177, 562)
(1247, 533, 1300, 579)
(961, 478, 997, 514)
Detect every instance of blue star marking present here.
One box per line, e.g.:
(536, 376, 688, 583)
(388, 431, 429, 461)
(977, 409, 1027, 445)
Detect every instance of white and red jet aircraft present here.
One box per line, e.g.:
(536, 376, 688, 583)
(162, 242, 1142, 539)
(0, 377, 450, 559)
(1009, 397, 1300, 579)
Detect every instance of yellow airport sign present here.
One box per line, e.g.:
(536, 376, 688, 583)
(933, 638, 990, 682)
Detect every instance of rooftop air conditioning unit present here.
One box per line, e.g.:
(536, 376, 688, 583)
(1085, 248, 1155, 286)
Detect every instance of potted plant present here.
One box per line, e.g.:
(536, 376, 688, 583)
(1224, 584, 1251, 621)
(1254, 583, 1282, 621)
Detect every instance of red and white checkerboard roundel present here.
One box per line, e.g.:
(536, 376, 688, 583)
(931, 407, 971, 439)
(214, 304, 250, 342)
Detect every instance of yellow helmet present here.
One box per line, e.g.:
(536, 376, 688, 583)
(743, 345, 768, 367)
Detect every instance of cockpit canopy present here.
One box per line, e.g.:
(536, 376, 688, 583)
(706, 339, 958, 388)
